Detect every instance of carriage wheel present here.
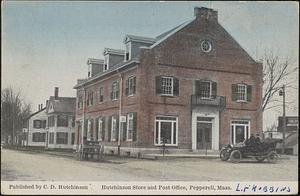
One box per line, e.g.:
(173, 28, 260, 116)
(220, 149, 230, 161)
(230, 150, 242, 163)
(267, 151, 278, 163)
(255, 156, 266, 162)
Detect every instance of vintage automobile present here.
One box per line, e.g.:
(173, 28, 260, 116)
(220, 138, 283, 163)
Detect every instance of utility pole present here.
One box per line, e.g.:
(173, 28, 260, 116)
(279, 85, 286, 154)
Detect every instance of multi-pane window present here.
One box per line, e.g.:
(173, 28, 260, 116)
(56, 132, 68, 144)
(33, 120, 42, 129)
(87, 119, 93, 141)
(77, 96, 83, 109)
(57, 115, 68, 127)
(111, 82, 119, 100)
(99, 87, 104, 103)
(48, 116, 55, 127)
(155, 116, 178, 145)
(126, 76, 136, 96)
(111, 116, 117, 141)
(127, 113, 134, 141)
(231, 120, 250, 144)
(237, 84, 247, 101)
(97, 118, 103, 141)
(87, 91, 93, 106)
(232, 83, 252, 102)
(42, 120, 47, 128)
(200, 81, 211, 98)
(161, 77, 174, 95)
(49, 133, 54, 144)
(32, 132, 46, 142)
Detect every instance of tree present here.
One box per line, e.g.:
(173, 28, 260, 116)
(1, 86, 31, 144)
(260, 50, 298, 111)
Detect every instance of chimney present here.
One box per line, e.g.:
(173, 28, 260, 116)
(46, 100, 49, 107)
(38, 104, 40, 111)
(194, 7, 218, 22)
(54, 87, 59, 100)
(41, 104, 43, 109)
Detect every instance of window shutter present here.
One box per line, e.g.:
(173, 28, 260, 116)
(195, 80, 201, 95)
(173, 77, 179, 96)
(133, 77, 136, 94)
(91, 118, 94, 140)
(247, 85, 252, 102)
(155, 76, 162, 94)
(110, 84, 113, 100)
(84, 119, 88, 137)
(125, 79, 129, 96)
(123, 120, 127, 141)
(132, 112, 137, 141)
(232, 84, 238, 101)
(116, 82, 120, 99)
(95, 118, 99, 140)
(102, 117, 106, 141)
(212, 81, 217, 98)
(116, 115, 119, 141)
(108, 116, 111, 141)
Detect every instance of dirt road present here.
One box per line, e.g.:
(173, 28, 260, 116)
(1, 149, 298, 181)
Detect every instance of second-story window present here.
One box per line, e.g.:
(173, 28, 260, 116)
(156, 76, 179, 96)
(57, 115, 68, 127)
(232, 84, 252, 102)
(88, 64, 92, 78)
(87, 91, 93, 106)
(33, 120, 42, 129)
(48, 116, 55, 127)
(110, 81, 119, 101)
(125, 76, 136, 96)
(195, 80, 217, 99)
(99, 87, 104, 103)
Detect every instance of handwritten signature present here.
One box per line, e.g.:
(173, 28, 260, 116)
(236, 183, 291, 193)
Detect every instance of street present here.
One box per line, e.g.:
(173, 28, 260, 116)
(1, 149, 298, 181)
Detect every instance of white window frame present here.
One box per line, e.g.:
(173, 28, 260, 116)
(111, 116, 117, 141)
(154, 115, 178, 146)
(200, 80, 213, 99)
(77, 96, 83, 109)
(128, 76, 136, 96)
(87, 91, 93, 106)
(161, 77, 174, 96)
(124, 42, 131, 62)
(98, 87, 104, 103)
(104, 55, 109, 71)
(88, 64, 92, 78)
(230, 120, 250, 144)
(112, 81, 119, 101)
(237, 84, 247, 102)
(98, 118, 103, 141)
(126, 113, 134, 141)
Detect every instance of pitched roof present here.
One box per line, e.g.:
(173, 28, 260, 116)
(47, 96, 76, 114)
(103, 48, 125, 56)
(124, 34, 157, 44)
(87, 58, 104, 65)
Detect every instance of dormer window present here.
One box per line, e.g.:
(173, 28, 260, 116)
(88, 64, 92, 78)
(125, 42, 131, 61)
(104, 55, 109, 71)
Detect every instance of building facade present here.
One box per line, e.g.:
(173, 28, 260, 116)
(45, 87, 76, 149)
(74, 7, 263, 155)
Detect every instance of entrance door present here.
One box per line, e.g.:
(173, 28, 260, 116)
(197, 122, 212, 150)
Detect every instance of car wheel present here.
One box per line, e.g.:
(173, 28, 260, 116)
(230, 150, 242, 163)
(255, 156, 266, 162)
(220, 149, 230, 161)
(267, 151, 278, 163)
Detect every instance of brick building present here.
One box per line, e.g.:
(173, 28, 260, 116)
(74, 7, 263, 155)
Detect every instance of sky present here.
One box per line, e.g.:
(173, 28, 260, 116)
(2, 1, 299, 130)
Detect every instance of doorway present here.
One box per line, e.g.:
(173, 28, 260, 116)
(196, 121, 212, 150)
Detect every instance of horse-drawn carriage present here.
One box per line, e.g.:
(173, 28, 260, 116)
(220, 137, 283, 163)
